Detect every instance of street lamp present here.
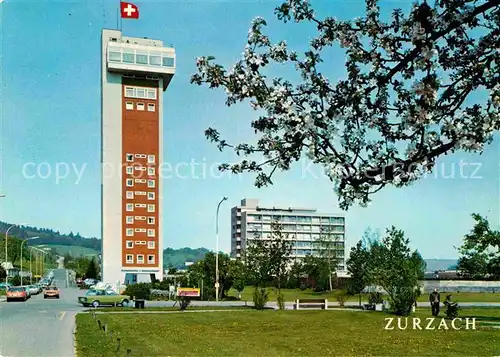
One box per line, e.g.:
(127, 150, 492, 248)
(20, 237, 39, 285)
(4, 224, 20, 285)
(31, 246, 47, 281)
(215, 196, 228, 302)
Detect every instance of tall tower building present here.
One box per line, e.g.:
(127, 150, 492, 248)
(101, 29, 175, 285)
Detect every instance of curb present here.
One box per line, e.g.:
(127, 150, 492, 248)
(0, 297, 6, 303)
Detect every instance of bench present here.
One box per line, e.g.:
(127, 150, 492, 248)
(294, 299, 328, 310)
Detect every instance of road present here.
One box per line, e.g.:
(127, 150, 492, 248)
(0, 269, 84, 357)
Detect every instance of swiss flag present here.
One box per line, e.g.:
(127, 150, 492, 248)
(121, 2, 139, 19)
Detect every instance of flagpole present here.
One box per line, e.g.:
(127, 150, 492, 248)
(119, 0, 123, 31)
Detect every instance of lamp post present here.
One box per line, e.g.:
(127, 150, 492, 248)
(215, 196, 227, 302)
(31, 247, 47, 282)
(20, 237, 39, 286)
(29, 249, 33, 284)
(4, 224, 18, 285)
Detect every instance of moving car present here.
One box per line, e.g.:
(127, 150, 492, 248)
(6, 287, 28, 302)
(44, 286, 60, 299)
(78, 289, 130, 308)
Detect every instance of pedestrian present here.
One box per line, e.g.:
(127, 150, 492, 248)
(429, 288, 440, 316)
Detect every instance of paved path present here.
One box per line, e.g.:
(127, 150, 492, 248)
(0, 269, 84, 357)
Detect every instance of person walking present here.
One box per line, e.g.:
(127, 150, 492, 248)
(429, 288, 440, 316)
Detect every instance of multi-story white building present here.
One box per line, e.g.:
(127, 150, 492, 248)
(101, 29, 175, 285)
(230, 198, 346, 270)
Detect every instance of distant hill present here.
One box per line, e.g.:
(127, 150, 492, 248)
(0, 221, 100, 251)
(163, 247, 210, 269)
(424, 259, 458, 271)
(38, 244, 99, 257)
(0, 221, 212, 269)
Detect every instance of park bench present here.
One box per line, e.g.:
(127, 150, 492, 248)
(294, 298, 328, 310)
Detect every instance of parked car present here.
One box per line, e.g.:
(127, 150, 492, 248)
(78, 289, 130, 308)
(20, 286, 32, 299)
(0, 282, 12, 289)
(44, 286, 60, 299)
(27, 285, 39, 295)
(6, 287, 28, 302)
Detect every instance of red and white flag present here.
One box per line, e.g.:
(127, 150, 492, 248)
(121, 1, 139, 19)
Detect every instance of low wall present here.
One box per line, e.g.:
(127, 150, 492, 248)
(364, 280, 500, 294)
(422, 280, 500, 293)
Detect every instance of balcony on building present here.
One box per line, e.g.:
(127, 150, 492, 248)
(106, 42, 175, 90)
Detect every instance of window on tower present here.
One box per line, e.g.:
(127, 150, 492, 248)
(125, 102, 134, 110)
(137, 103, 145, 111)
(148, 103, 155, 112)
(136, 53, 148, 65)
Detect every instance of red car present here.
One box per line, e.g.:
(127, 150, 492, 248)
(6, 287, 28, 302)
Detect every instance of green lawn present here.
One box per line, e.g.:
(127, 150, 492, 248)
(227, 287, 500, 303)
(75, 307, 500, 356)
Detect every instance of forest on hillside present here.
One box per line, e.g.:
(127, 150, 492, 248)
(0, 222, 100, 251)
(0, 222, 212, 269)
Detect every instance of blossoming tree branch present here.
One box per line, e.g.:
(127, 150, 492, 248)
(191, 0, 500, 209)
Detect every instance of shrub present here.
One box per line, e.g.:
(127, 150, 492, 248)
(252, 287, 269, 310)
(368, 292, 384, 305)
(124, 282, 151, 300)
(9, 276, 21, 287)
(179, 296, 191, 310)
(336, 291, 347, 307)
(389, 288, 418, 316)
(277, 292, 285, 310)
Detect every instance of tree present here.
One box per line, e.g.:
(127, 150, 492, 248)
(0, 265, 5, 280)
(245, 221, 293, 308)
(314, 227, 342, 291)
(370, 227, 425, 316)
(302, 254, 329, 291)
(229, 259, 248, 299)
(457, 213, 500, 279)
(346, 240, 372, 307)
(187, 252, 235, 300)
(286, 260, 305, 289)
(192, 0, 500, 210)
(85, 257, 98, 279)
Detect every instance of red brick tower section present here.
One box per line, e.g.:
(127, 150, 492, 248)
(121, 77, 160, 269)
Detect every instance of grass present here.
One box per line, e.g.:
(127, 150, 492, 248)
(75, 307, 500, 357)
(226, 287, 500, 303)
(0, 289, 5, 296)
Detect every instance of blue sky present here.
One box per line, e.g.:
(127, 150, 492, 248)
(0, 0, 498, 259)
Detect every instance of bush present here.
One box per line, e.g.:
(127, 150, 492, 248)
(389, 288, 418, 316)
(124, 283, 152, 300)
(368, 292, 384, 305)
(336, 291, 347, 307)
(9, 275, 21, 287)
(179, 296, 191, 310)
(277, 292, 285, 310)
(252, 287, 269, 310)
